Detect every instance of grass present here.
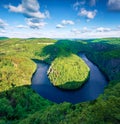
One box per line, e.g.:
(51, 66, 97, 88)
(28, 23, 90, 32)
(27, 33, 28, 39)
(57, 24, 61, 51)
(48, 54, 90, 90)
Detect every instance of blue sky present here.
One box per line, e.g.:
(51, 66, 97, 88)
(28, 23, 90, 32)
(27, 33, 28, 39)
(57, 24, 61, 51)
(0, 0, 120, 38)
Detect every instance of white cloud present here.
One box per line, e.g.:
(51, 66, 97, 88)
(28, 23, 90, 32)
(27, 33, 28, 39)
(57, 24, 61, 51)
(22, 0, 40, 12)
(0, 29, 6, 33)
(56, 20, 74, 29)
(108, 0, 120, 11)
(90, 30, 120, 38)
(78, 8, 97, 19)
(82, 27, 90, 33)
(56, 24, 64, 28)
(96, 27, 111, 32)
(0, 18, 8, 29)
(6, 4, 23, 13)
(70, 27, 120, 39)
(71, 28, 81, 34)
(44, 10, 50, 18)
(61, 20, 74, 25)
(1, 27, 120, 39)
(5, 0, 49, 29)
(26, 18, 47, 29)
(6, 0, 47, 19)
(73, 1, 86, 10)
(16, 25, 28, 28)
(71, 27, 90, 34)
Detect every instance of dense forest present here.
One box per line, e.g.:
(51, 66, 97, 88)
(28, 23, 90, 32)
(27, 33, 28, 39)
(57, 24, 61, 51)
(0, 38, 120, 124)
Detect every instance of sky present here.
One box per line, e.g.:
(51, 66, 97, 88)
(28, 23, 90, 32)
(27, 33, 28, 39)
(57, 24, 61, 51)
(0, 0, 120, 38)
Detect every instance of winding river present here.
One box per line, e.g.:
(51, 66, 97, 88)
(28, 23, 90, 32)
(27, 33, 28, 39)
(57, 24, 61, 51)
(31, 53, 108, 104)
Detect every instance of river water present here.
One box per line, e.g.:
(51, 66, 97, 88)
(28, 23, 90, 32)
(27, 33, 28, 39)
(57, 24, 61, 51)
(31, 54, 108, 104)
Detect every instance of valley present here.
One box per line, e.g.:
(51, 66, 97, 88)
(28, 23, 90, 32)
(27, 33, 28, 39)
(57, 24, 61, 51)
(0, 38, 120, 123)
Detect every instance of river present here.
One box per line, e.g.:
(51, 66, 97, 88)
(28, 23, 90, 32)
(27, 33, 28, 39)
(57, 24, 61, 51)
(31, 53, 108, 104)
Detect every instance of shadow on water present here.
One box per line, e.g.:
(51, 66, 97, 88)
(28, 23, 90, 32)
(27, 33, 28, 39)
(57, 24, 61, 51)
(31, 53, 108, 104)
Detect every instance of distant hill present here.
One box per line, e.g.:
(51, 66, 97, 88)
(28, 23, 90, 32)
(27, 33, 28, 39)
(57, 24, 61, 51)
(0, 37, 9, 40)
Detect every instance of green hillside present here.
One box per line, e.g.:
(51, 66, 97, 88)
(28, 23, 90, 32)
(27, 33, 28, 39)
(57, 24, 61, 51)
(48, 54, 90, 90)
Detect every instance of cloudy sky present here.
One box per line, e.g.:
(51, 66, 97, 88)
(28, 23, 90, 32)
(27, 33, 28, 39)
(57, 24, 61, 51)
(0, 0, 120, 38)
